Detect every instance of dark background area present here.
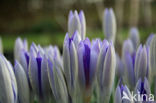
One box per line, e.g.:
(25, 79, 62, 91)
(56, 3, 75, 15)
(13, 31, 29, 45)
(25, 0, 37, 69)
(0, 0, 156, 60)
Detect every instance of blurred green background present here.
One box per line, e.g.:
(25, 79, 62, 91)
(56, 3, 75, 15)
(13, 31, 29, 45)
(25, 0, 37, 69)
(0, 0, 156, 59)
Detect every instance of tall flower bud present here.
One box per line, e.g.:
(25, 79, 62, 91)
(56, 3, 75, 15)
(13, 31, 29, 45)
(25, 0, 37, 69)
(122, 39, 135, 89)
(135, 45, 149, 82)
(63, 32, 80, 103)
(68, 10, 86, 40)
(14, 61, 30, 103)
(149, 35, 156, 77)
(14, 37, 28, 61)
(0, 55, 17, 103)
(29, 43, 51, 102)
(146, 34, 154, 46)
(48, 52, 68, 103)
(129, 27, 140, 50)
(77, 38, 100, 102)
(97, 41, 116, 103)
(103, 8, 117, 43)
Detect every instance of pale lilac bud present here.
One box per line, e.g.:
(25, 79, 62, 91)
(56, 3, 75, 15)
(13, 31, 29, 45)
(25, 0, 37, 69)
(135, 78, 151, 102)
(149, 35, 156, 77)
(29, 43, 51, 102)
(48, 55, 68, 103)
(77, 38, 100, 102)
(97, 42, 116, 103)
(14, 61, 30, 103)
(103, 8, 117, 43)
(0, 55, 17, 103)
(146, 34, 154, 46)
(135, 45, 148, 81)
(14, 37, 28, 61)
(129, 27, 140, 50)
(122, 39, 136, 89)
(122, 39, 134, 60)
(63, 32, 78, 98)
(68, 10, 86, 40)
(115, 84, 132, 103)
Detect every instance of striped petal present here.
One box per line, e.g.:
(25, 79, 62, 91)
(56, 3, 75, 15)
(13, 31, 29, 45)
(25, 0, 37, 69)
(14, 61, 30, 103)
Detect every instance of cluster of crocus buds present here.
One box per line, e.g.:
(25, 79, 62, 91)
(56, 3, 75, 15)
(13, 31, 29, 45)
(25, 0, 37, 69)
(0, 8, 156, 103)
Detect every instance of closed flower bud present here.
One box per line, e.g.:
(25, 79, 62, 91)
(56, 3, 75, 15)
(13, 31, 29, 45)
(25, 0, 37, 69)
(135, 78, 151, 102)
(68, 10, 86, 40)
(77, 38, 100, 102)
(146, 34, 154, 46)
(149, 35, 156, 77)
(115, 84, 132, 103)
(29, 43, 51, 102)
(63, 32, 78, 101)
(103, 8, 117, 43)
(48, 55, 68, 103)
(135, 45, 149, 82)
(14, 37, 28, 61)
(97, 42, 116, 103)
(129, 27, 140, 50)
(122, 39, 135, 89)
(14, 61, 30, 103)
(0, 55, 17, 103)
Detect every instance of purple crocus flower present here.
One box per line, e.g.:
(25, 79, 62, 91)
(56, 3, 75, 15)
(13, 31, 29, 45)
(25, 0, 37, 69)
(122, 39, 136, 89)
(135, 78, 152, 102)
(29, 43, 51, 102)
(115, 83, 132, 103)
(14, 37, 28, 61)
(0, 54, 17, 103)
(77, 38, 100, 102)
(63, 32, 81, 102)
(47, 50, 68, 103)
(150, 35, 156, 78)
(103, 8, 116, 43)
(14, 61, 30, 103)
(146, 34, 154, 46)
(68, 10, 86, 40)
(96, 40, 116, 103)
(129, 27, 140, 50)
(135, 45, 149, 82)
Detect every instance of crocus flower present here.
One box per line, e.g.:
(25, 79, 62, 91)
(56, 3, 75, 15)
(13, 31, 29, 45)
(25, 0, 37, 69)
(149, 35, 156, 77)
(135, 45, 149, 82)
(29, 43, 51, 102)
(129, 27, 140, 50)
(103, 8, 116, 43)
(0, 37, 3, 53)
(63, 32, 81, 103)
(68, 10, 86, 40)
(96, 40, 116, 103)
(77, 38, 100, 102)
(14, 37, 28, 61)
(0, 54, 17, 103)
(47, 52, 68, 103)
(134, 78, 151, 102)
(146, 34, 154, 46)
(14, 61, 30, 103)
(122, 39, 136, 89)
(115, 83, 132, 103)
